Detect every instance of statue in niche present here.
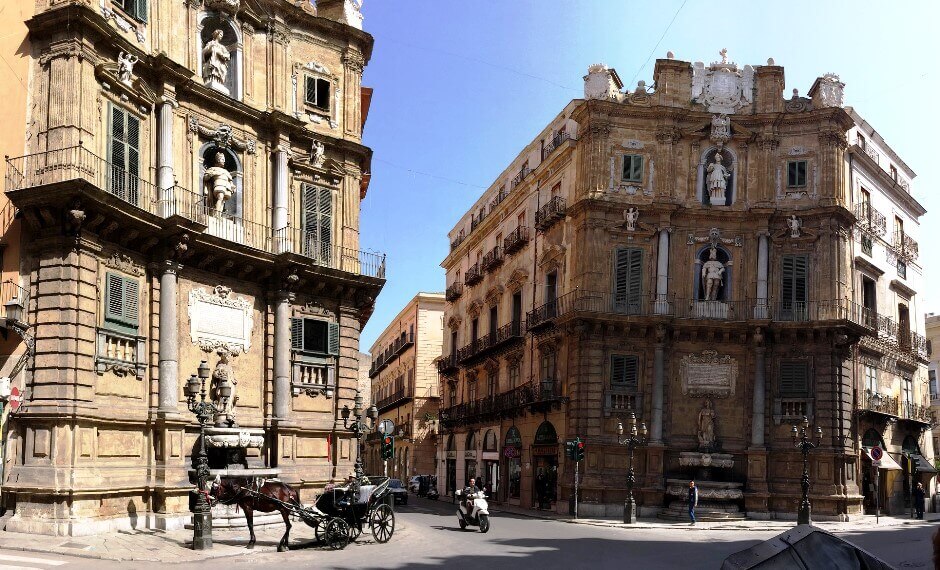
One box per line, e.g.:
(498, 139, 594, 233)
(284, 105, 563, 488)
(701, 247, 726, 301)
(311, 139, 326, 168)
(117, 51, 138, 85)
(202, 29, 231, 92)
(697, 399, 717, 451)
(203, 151, 235, 213)
(707, 152, 732, 205)
(211, 350, 238, 426)
(623, 207, 639, 231)
(787, 215, 802, 238)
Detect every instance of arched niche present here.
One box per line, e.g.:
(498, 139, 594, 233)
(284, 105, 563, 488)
(199, 143, 242, 218)
(862, 428, 885, 449)
(198, 13, 243, 100)
(483, 429, 498, 452)
(534, 421, 558, 445)
(697, 146, 737, 206)
(694, 245, 733, 302)
(446, 434, 456, 452)
(465, 430, 477, 451)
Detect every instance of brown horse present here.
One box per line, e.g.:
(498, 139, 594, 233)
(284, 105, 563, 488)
(211, 477, 300, 551)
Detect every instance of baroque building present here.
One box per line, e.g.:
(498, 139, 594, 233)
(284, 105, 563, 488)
(438, 51, 931, 520)
(0, 0, 384, 535)
(365, 292, 444, 479)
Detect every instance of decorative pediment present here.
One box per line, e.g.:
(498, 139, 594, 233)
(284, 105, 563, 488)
(483, 358, 499, 375)
(467, 300, 483, 319)
(538, 243, 566, 269)
(687, 227, 743, 248)
(447, 315, 462, 330)
(484, 285, 504, 307)
(95, 61, 157, 112)
(505, 268, 528, 293)
(188, 116, 256, 153)
(103, 252, 144, 276)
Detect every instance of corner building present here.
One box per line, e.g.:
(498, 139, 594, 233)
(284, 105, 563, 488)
(439, 52, 930, 520)
(1, 0, 384, 534)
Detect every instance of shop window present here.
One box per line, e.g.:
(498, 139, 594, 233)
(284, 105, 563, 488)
(291, 317, 339, 355)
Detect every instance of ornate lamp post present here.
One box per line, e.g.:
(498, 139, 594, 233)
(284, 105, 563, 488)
(341, 390, 378, 479)
(184, 360, 225, 550)
(792, 415, 822, 525)
(617, 411, 648, 524)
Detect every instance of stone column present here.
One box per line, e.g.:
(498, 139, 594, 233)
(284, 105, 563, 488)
(650, 325, 666, 443)
(755, 232, 769, 318)
(273, 145, 289, 253)
(157, 98, 176, 217)
(654, 228, 670, 314)
(273, 290, 293, 420)
(751, 345, 766, 447)
(158, 260, 181, 413)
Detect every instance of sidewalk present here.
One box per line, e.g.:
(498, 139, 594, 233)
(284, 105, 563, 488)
(492, 502, 940, 533)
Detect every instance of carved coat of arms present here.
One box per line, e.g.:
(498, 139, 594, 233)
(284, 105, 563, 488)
(692, 49, 754, 114)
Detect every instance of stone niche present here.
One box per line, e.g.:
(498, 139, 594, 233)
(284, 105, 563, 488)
(679, 350, 738, 398)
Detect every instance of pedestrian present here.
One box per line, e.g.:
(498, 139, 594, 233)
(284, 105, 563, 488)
(914, 482, 926, 520)
(688, 481, 698, 525)
(536, 472, 546, 510)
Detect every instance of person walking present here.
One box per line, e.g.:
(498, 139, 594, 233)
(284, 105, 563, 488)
(688, 481, 699, 525)
(914, 482, 926, 520)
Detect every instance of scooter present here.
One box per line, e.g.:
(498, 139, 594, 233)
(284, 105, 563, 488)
(427, 485, 439, 500)
(455, 488, 490, 533)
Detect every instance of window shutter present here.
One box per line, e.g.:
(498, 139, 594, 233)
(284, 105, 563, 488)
(126, 113, 140, 205)
(105, 273, 124, 323)
(110, 106, 126, 198)
(782, 255, 808, 308)
(328, 321, 340, 355)
(780, 361, 808, 395)
(318, 187, 332, 262)
(611, 355, 638, 390)
(631, 156, 643, 181)
(614, 248, 642, 313)
(123, 277, 139, 326)
(133, 0, 147, 23)
(305, 77, 317, 105)
(291, 317, 304, 351)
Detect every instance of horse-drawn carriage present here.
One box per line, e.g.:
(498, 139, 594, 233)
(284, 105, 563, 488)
(211, 475, 396, 551)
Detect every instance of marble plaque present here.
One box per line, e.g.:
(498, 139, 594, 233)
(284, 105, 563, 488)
(680, 350, 737, 398)
(188, 285, 253, 353)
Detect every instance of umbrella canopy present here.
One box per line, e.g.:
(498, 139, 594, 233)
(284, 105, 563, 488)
(721, 525, 894, 570)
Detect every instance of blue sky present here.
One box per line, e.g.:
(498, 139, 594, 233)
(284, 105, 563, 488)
(357, 0, 940, 352)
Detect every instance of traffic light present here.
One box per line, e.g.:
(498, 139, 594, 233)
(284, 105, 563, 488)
(565, 439, 576, 460)
(575, 438, 585, 462)
(381, 435, 395, 460)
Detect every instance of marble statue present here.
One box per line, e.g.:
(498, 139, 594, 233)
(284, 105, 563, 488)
(787, 214, 802, 238)
(117, 51, 138, 85)
(623, 207, 639, 231)
(203, 151, 235, 212)
(312, 139, 326, 168)
(697, 399, 717, 450)
(701, 247, 725, 301)
(211, 350, 238, 425)
(706, 153, 732, 204)
(202, 29, 231, 92)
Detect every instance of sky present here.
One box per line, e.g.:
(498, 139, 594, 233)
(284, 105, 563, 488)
(356, 0, 940, 352)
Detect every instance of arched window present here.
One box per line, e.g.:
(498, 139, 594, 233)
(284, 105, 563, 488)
(534, 421, 558, 445)
(199, 14, 243, 100)
(446, 434, 456, 452)
(465, 431, 477, 451)
(862, 428, 884, 449)
(483, 429, 497, 452)
(698, 147, 737, 205)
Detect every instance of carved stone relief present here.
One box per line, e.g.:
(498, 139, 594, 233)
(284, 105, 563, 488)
(188, 285, 254, 353)
(680, 350, 738, 398)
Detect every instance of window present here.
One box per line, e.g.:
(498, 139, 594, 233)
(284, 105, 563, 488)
(487, 373, 496, 398)
(104, 272, 140, 334)
(469, 381, 477, 401)
(622, 154, 643, 183)
(540, 350, 556, 382)
(449, 383, 456, 406)
(450, 330, 458, 357)
(517, 211, 526, 228)
(471, 318, 478, 345)
(897, 259, 907, 279)
(861, 235, 872, 256)
(779, 361, 809, 396)
(858, 134, 866, 149)
(929, 370, 937, 400)
(113, 0, 147, 22)
(861, 276, 876, 314)
(108, 104, 141, 205)
(890, 165, 898, 182)
(301, 183, 332, 262)
(614, 248, 642, 314)
(305, 76, 331, 112)
(780, 255, 809, 320)
(864, 365, 878, 395)
(509, 364, 520, 390)
(787, 160, 807, 187)
(489, 305, 498, 338)
(551, 181, 561, 198)
(610, 355, 639, 390)
(291, 317, 339, 355)
(902, 377, 913, 406)
(511, 291, 522, 331)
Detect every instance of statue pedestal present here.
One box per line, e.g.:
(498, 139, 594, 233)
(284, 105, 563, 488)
(204, 78, 230, 95)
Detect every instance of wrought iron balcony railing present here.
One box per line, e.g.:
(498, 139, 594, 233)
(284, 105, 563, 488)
(464, 263, 483, 287)
(369, 330, 415, 378)
(437, 353, 459, 375)
(470, 210, 488, 232)
(503, 226, 530, 255)
(376, 386, 413, 413)
(489, 187, 509, 213)
(480, 245, 504, 272)
(445, 282, 463, 302)
(509, 165, 532, 190)
(542, 131, 571, 160)
(893, 230, 919, 262)
(859, 391, 899, 417)
(440, 379, 565, 429)
(535, 196, 566, 231)
(901, 402, 931, 423)
(450, 231, 467, 251)
(853, 203, 887, 237)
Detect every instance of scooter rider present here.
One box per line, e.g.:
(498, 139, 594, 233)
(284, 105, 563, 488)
(463, 477, 478, 511)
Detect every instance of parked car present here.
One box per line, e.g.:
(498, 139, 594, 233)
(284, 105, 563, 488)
(409, 475, 422, 494)
(388, 478, 408, 505)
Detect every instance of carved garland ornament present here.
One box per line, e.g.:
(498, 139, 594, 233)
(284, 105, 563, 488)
(104, 252, 144, 276)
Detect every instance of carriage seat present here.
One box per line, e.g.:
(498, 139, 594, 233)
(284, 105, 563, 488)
(358, 484, 376, 504)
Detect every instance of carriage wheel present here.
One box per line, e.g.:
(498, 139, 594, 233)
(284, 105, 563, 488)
(370, 504, 395, 543)
(348, 520, 362, 541)
(324, 518, 350, 550)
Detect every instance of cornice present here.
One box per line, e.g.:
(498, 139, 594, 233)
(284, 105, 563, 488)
(848, 145, 926, 218)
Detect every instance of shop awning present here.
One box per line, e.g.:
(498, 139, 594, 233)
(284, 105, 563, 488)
(862, 447, 903, 470)
(912, 453, 939, 474)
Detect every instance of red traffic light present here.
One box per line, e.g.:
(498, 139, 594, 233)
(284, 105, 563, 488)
(384, 436, 392, 444)
(577, 442, 584, 449)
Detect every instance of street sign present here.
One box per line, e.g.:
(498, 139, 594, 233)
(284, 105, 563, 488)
(8, 386, 21, 412)
(378, 418, 395, 436)
(870, 446, 883, 461)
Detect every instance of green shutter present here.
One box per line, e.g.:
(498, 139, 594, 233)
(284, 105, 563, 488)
(105, 272, 139, 333)
(780, 361, 808, 395)
(319, 187, 332, 262)
(105, 273, 124, 323)
(126, 113, 140, 206)
(123, 277, 139, 327)
(781, 255, 808, 318)
(614, 248, 642, 314)
(291, 317, 304, 351)
(108, 105, 140, 204)
(328, 321, 340, 355)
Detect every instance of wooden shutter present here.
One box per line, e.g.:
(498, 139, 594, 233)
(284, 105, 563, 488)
(132, 0, 147, 23)
(328, 321, 340, 355)
(780, 361, 808, 395)
(105, 273, 125, 323)
(611, 355, 639, 390)
(305, 77, 317, 105)
(614, 248, 642, 313)
(318, 186, 332, 262)
(105, 272, 138, 331)
(781, 255, 808, 306)
(109, 105, 140, 204)
(291, 317, 304, 350)
(123, 278, 139, 325)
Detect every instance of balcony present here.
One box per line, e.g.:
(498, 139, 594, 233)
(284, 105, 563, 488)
(291, 361, 334, 398)
(494, 320, 525, 349)
(470, 210, 488, 232)
(901, 402, 932, 425)
(542, 131, 571, 161)
(0, 280, 29, 324)
(854, 203, 886, 237)
(857, 138, 881, 165)
(437, 353, 459, 376)
(675, 298, 750, 321)
(503, 226, 530, 255)
(368, 330, 415, 378)
(858, 391, 899, 418)
(445, 282, 463, 302)
(489, 187, 509, 213)
(893, 230, 919, 262)
(464, 263, 483, 287)
(450, 231, 467, 251)
(376, 386, 413, 413)
(440, 379, 566, 429)
(605, 389, 640, 415)
(457, 333, 495, 364)
(535, 196, 566, 231)
(480, 246, 504, 273)
(509, 165, 532, 191)
(5, 146, 387, 278)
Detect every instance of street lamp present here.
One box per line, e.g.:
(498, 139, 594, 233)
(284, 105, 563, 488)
(184, 360, 222, 550)
(791, 415, 822, 525)
(342, 391, 378, 479)
(617, 411, 648, 524)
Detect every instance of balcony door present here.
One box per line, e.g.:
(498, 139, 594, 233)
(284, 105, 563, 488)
(302, 183, 333, 263)
(545, 272, 557, 318)
(614, 247, 642, 314)
(489, 305, 498, 339)
(512, 291, 522, 335)
(108, 104, 140, 205)
(861, 276, 877, 327)
(780, 255, 808, 321)
(898, 303, 911, 349)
